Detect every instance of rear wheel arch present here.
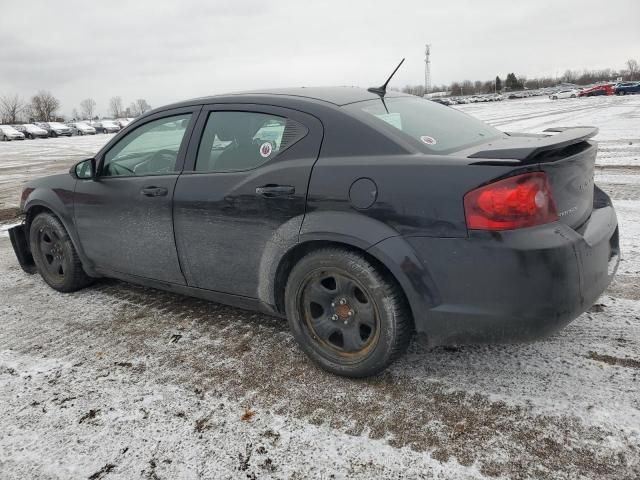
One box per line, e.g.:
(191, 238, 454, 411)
(273, 240, 414, 329)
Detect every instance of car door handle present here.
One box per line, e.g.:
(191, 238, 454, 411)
(255, 185, 295, 197)
(140, 186, 168, 197)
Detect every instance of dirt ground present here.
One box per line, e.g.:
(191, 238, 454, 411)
(1, 96, 639, 479)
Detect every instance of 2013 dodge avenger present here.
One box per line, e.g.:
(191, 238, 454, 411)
(9, 80, 620, 377)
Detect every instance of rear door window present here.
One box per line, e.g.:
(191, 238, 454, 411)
(195, 111, 307, 172)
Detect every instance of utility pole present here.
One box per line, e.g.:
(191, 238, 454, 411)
(424, 44, 431, 96)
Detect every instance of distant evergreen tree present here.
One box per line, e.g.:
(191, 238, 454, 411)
(505, 73, 523, 90)
(495, 76, 502, 92)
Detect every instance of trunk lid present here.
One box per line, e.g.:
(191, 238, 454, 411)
(462, 127, 598, 229)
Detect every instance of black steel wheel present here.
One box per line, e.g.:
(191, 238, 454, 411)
(300, 270, 379, 358)
(285, 248, 412, 377)
(29, 213, 93, 292)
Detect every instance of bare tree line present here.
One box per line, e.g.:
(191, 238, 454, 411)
(0, 91, 152, 124)
(402, 58, 639, 97)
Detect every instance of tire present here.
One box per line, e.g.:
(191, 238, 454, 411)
(620, 91, 626, 96)
(50, 131, 57, 138)
(285, 248, 412, 377)
(571, 94, 576, 98)
(29, 213, 92, 293)
(552, 96, 557, 100)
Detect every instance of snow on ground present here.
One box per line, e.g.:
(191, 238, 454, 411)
(0, 96, 639, 479)
(455, 95, 640, 167)
(0, 134, 112, 208)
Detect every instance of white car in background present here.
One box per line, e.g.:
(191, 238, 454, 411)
(550, 89, 579, 100)
(0, 125, 26, 141)
(68, 122, 96, 136)
(115, 118, 133, 128)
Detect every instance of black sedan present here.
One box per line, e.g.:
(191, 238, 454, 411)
(9, 86, 620, 377)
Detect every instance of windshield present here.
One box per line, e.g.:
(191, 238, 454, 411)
(103, 121, 117, 127)
(344, 96, 504, 154)
(1, 126, 19, 134)
(49, 122, 66, 128)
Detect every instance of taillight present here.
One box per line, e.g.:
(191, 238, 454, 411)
(464, 172, 558, 230)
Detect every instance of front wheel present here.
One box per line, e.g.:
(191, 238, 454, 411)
(285, 248, 412, 377)
(29, 213, 93, 292)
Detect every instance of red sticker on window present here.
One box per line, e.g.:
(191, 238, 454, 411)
(259, 142, 273, 158)
(420, 135, 437, 145)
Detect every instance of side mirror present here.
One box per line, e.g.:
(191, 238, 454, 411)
(70, 158, 96, 180)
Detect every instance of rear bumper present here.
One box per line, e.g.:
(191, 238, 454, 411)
(402, 198, 619, 346)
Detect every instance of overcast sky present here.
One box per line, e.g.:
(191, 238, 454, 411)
(1, 0, 638, 117)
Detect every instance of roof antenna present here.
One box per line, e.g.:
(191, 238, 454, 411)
(368, 58, 405, 97)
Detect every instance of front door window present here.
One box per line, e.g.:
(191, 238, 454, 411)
(102, 115, 192, 177)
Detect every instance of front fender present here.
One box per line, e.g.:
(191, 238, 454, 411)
(22, 182, 97, 276)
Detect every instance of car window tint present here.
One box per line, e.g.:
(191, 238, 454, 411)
(195, 111, 306, 172)
(345, 96, 505, 154)
(102, 114, 191, 177)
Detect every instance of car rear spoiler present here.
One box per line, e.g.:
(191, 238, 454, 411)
(467, 126, 598, 161)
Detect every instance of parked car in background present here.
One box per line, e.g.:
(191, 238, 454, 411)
(115, 118, 133, 128)
(578, 84, 615, 97)
(36, 122, 72, 137)
(68, 122, 96, 136)
(16, 124, 49, 139)
(0, 125, 26, 141)
(614, 82, 640, 95)
(92, 120, 120, 134)
(550, 89, 579, 100)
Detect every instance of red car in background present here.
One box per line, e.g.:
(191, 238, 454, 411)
(578, 84, 615, 97)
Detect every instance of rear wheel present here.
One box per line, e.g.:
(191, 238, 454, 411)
(285, 248, 412, 377)
(619, 91, 626, 96)
(29, 213, 92, 292)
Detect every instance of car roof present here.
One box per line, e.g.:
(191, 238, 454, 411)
(156, 86, 412, 112)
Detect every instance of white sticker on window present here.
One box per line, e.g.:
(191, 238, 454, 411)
(259, 142, 273, 158)
(420, 135, 437, 145)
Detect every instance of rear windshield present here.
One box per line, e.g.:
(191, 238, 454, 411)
(344, 96, 505, 154)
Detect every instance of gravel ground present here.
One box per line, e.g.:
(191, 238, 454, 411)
(1, 96, 639, 479)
